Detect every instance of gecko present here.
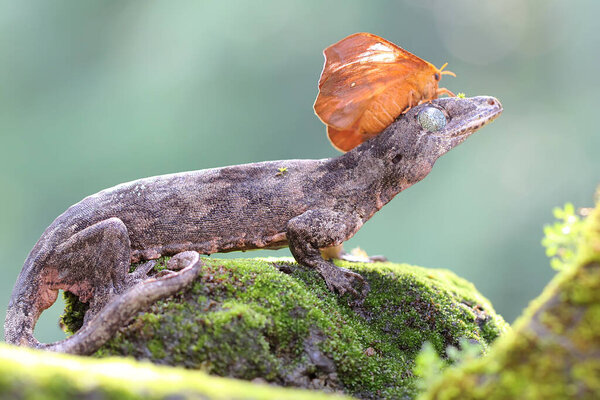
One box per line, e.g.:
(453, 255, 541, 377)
(4, 96, 502, 354)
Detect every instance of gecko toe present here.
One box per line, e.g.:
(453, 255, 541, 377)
(130, 260, 157, 281)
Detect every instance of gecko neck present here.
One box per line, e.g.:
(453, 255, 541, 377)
(324, 130, 427, 222)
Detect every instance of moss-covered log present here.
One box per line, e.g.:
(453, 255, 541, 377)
(0, 343, 351, 400)
(421, 201, 600, 399)
(63, 257, 507, 399)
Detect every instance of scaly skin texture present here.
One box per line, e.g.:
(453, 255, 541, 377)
(5, 96, 502, 354)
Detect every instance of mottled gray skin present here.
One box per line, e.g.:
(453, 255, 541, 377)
(5, 96, 502, 354)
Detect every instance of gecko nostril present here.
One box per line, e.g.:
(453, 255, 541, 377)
(487, 99, 495, 106)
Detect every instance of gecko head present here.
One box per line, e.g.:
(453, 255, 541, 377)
(374, 95, 503, 184)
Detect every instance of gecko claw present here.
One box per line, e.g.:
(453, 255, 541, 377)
(319, 264, 369, 302)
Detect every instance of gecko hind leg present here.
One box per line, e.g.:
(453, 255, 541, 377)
(287, 209, 369, 301)
(46, 251, 204, 354)
(46, 217, 134, 325)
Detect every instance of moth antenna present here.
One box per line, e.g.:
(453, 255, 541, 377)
(437, 62, 456, 77)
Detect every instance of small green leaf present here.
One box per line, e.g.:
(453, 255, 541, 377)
(541, 202, 585, 271)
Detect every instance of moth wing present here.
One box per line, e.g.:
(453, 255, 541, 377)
(314, 32, 437, 133)
(326, 125, 379, 153)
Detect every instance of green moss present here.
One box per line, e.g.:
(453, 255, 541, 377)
(60, 291, 89, 335)
(421, 199, 600, 400)
(62, 255, 506, 399)
(0, 343, 350, 399)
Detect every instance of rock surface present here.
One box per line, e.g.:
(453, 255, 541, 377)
(62, 257, 508, 399)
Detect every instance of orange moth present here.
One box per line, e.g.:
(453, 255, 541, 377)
(314, 32, 456, 152)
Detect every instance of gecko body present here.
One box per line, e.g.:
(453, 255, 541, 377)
(5, 96, 502, 353)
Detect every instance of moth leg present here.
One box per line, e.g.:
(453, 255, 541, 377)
(407, 90, 417, 109)
(436, 87, 455, 97)
(287, 209, 369, 300)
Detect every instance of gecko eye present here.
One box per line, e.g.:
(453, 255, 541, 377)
(418, 107, 446, 132)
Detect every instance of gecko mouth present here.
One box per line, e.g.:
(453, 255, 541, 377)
(451, 97, 503, 138)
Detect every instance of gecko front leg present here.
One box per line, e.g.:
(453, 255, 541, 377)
(287, 209, 369, 300)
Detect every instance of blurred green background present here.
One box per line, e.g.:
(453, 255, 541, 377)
(1, 1, 598, 342)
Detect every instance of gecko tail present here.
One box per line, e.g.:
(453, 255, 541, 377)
(4, 257, 55, 348)
(4, 301, 42, 347)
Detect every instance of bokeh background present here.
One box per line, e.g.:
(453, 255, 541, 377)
(1, 0, 598, 342)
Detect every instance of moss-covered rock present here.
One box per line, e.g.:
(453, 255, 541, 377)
(0, 343, 350, 400)
(63, 257, 507, 399)
(421, 201, 600, 400)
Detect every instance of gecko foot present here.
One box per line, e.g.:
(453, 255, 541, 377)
(318, 263, 369, 302)
(141, 252, 202, 281)
(130, 252, 201, 281)
(166, 253, 197, 271)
